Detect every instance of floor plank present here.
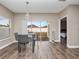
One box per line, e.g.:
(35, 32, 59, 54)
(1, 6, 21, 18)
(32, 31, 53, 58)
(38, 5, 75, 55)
(0, 41, 79, 59)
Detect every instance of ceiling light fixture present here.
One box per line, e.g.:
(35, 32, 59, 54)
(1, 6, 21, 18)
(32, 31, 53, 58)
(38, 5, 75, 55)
(25, 1, 32, 32)
(25, 1, 30, 20)
(59, 0, 66, 2)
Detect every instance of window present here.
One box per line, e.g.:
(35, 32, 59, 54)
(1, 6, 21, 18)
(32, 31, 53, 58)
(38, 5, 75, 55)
(0, 16, 10, 40)
(27, 21, 48, 41)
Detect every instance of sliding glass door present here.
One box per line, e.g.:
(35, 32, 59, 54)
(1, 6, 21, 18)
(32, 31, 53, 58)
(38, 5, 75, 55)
(27, 21, 48, 41)
(40, 21, 48, 41)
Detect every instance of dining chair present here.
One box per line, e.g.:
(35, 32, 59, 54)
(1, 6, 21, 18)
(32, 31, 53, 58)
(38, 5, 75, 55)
(14, 33, 35, 53)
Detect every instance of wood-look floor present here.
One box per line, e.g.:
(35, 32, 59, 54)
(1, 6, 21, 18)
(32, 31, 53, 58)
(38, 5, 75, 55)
(0, 41, 79, 59)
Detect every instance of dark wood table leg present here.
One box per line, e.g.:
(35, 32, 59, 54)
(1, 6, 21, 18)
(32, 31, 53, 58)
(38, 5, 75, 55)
(32, 40, 35, 53)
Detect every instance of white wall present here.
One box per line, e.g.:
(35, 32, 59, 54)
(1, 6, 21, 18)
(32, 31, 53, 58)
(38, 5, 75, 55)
(59, 5, 79, 48)
(13, 13, 59, 42)
(0, 4, 14, 49)
(67, 5, 79, 47)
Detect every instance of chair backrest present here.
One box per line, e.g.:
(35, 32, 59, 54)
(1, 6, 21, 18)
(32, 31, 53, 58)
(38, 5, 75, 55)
(14, 33, 18, 41)
(18, 35, 29, 43)
(14, 33, 29, 44)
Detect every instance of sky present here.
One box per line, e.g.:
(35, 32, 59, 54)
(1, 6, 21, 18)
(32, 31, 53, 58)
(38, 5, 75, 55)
(27, 21, 48, 27)
(0, 16, 9, 25)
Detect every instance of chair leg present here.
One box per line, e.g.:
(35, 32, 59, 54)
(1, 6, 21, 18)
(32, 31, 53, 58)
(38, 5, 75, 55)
(23, 43, 26, 50)
(18, 42, 21, 52)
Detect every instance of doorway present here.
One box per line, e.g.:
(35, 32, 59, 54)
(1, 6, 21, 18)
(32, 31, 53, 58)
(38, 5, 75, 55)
(60, 17, 67, 46)
(27, 21, 48, 41)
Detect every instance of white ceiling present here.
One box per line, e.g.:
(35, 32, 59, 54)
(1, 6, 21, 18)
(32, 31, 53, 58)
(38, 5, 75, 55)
(0, 0, 79, 13)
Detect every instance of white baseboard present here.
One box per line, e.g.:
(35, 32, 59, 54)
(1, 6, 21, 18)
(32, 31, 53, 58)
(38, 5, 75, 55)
(49, 40, 54, 43)
(54, 40, 60, 42)
(0, 41, 16, 50)
(49, 39, 60, 43)
(67, 45, 79, 48)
